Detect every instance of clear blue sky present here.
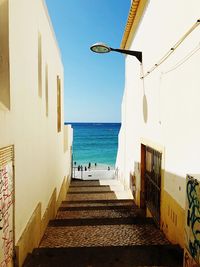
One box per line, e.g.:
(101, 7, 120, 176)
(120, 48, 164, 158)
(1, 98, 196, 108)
(46, 0, 130, 123)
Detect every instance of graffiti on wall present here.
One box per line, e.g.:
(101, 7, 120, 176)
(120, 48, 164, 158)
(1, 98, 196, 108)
(185, 175, 200, 266)
(184, 249, 199, 267)
(0, 162, 13, 267)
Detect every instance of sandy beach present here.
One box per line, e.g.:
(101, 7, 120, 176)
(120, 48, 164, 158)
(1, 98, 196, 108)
(72, 164, 116, 180)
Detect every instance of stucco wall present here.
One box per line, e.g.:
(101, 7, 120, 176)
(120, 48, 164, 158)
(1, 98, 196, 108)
(116, 0, 200, 209)
(0, 0, 72, 245)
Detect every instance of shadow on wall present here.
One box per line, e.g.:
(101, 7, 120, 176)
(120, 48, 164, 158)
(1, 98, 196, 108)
(143, 94, 148, 123)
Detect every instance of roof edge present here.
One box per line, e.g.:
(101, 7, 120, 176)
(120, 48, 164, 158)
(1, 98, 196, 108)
(121, 0, 149, 49)
(42, 0, 63, 66)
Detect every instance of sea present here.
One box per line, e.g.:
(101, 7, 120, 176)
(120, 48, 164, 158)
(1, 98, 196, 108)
(68, 123, 121, 168)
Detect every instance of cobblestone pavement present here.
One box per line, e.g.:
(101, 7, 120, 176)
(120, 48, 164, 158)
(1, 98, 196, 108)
(66, 192, 117, 201)
(68, 186, 111, 192)
(24, 246, 182, 267)
(69, 180, 101, 186)
(56, 208, 143, 219)
(61, 199, 135, 208)
(23, 179, 183, 267)
(40, 224, 170, 248)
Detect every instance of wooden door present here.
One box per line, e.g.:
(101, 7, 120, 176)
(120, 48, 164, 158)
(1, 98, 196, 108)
(145, 146, 162, 226)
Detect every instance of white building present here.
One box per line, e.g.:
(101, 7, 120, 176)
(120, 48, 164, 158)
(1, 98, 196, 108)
(0, 0, 73, 266)
(116, 0, 200, 265)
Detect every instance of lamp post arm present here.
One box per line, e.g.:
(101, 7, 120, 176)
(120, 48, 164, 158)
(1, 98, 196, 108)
(110, 48, 142, 63)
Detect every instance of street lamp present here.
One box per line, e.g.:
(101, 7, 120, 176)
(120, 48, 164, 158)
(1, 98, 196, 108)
(90, 43, 142, 63)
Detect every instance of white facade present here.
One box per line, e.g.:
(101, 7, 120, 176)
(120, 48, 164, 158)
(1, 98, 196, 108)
(0, 0, 72, 265)
(116, 0, 200, 249)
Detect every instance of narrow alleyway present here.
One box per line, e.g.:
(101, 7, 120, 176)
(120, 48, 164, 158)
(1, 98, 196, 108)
(23, 179, 183, 267)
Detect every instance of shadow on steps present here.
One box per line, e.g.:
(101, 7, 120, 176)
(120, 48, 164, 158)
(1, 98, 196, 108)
(23, 179, 183, 267)
(23, 245, 183, 267)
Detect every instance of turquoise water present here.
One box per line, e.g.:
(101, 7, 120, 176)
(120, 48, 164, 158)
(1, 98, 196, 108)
(69, 123, 121, 167)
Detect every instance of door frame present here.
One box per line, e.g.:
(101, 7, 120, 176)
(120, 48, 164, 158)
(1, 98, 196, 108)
(140, 142, 163, 226)
(140, 144, 146, 209)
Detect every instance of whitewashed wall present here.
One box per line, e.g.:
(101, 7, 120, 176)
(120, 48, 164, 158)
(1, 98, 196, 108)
(116, 0, 200, 207)
(0, 0, 72, 243)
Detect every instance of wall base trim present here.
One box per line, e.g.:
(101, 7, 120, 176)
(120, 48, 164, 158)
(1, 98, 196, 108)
(15, 203, 42, 267)
(161, 189, 185, 248)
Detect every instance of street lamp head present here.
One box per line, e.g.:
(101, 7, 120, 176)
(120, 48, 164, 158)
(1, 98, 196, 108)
(90, 43, 111, 54)
(90, 42, 142, 63)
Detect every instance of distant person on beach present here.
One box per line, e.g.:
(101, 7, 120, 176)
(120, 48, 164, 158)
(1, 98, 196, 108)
(78, 165, 80, 171)
(95, 163, 97, 167)
(108, 166, 110, 171)
(85, 166, 87, 171)
(88, 162, 91, 169)
(81, 165, 83, 171)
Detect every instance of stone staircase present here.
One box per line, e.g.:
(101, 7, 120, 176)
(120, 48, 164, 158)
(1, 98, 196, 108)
(23, 179, 183, 267)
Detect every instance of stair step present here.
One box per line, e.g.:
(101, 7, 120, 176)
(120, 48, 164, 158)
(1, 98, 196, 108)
(59, 205, 139, 211)
(62, 199, 135, 204)
(48, 217, 154, 227)
(71, 180, 101, 186)
(67, 190, 114, 194)
(62, 202, 134, 208)
(57, 207, 145, 219)
(23, 180, 184, 267)
(66, 192, 118, 201)
(69, 184, 110, 188)
(61, 201, 135, 209)
(23, 245, 183, 267)
(40, 223, 169, 248)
